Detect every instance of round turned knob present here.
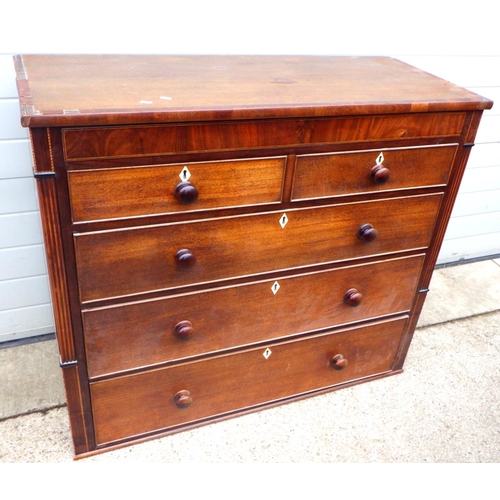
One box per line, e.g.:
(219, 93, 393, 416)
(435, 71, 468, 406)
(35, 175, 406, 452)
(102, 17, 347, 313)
(173, 390, 193, 409)
(174, 181, 199, 205)
(344, 288, 363, 307)
(173, 320, 194, 341)
(175, 249, 196, 270)
(370, 164, 391, 185)
(357, 223, 378, 243)
(330, 354, 348, 371)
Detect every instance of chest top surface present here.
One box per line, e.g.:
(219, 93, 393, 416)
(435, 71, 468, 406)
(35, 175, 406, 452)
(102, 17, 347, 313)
(14, 55, 492, 128)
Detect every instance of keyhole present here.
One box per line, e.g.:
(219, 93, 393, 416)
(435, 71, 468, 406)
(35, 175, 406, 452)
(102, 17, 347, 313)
(179, 166, 191, 182)
(279, 213, 288, 228)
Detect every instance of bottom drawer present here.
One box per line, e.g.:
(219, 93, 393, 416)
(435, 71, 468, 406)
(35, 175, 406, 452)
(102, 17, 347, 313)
(91, 316, 408, 446)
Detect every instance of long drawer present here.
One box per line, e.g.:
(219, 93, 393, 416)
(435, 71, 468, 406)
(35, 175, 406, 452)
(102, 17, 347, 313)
(90, 316, 408, 446)
(74, 193, 442, 302)
(292, 144, 457, 200)
(62, 113, 465, 160)
(67, 156, 286, 222)
(83, 254, 424, 378)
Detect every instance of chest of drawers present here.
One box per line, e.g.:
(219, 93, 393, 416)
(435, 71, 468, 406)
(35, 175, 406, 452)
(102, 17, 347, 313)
(15, 55, 492, 457)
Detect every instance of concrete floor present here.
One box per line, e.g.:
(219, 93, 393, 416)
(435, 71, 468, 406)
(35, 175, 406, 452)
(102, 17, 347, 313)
(1, 258, 500, 462)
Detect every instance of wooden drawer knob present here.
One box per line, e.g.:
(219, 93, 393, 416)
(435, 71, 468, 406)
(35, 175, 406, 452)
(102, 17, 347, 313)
(173, 320, 194, 340)
(357, 223, 378, 243)
(175, 249, 197, 270)
(174, 181, 199, 205)
(330, 354, 348, 371)
(370, 164, 391, 184)
(344, 288, 363, 307)
(173, 390, 193, 409)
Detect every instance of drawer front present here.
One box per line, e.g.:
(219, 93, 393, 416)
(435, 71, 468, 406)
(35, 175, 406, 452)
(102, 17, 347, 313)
(292, 145, 457, 200)
(62, 113, 465, 160)
(91, 316, 408, 445)
(68, 157, 286, 222)
(74, 194, 441, 302)
(83, 254, 424, 378)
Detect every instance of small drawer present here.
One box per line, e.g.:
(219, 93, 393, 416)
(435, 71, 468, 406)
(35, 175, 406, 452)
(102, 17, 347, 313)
(292, 145, 457, 200)
(67, 157, 285, 222)
(83, 254, 424, 378)
(74, 193, 441, 302)
(90, 316, 408, 446)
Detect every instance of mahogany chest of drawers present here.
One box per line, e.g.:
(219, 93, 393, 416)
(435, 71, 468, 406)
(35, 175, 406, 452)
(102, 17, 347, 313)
(15, 55, 492, 457)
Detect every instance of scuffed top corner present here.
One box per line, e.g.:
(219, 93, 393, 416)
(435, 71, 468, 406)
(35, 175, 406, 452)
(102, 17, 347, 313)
(13, 55, 37, 127)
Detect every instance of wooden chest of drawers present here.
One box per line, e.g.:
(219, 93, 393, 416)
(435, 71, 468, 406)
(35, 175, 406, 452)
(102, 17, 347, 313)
(15, 55, 492, 457)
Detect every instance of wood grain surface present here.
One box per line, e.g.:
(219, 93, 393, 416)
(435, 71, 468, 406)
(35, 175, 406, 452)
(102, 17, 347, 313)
(15, 55, 492, 127)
